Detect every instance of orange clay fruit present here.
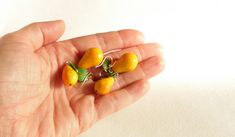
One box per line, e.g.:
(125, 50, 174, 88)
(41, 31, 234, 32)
(94, 77, 114, 95)
(112, 53, 138, 73)
(78, 47, 104, 69)
(62, 65, 78, 86)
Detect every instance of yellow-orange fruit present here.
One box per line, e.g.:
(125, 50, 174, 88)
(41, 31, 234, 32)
(94, 77, 114, 95)
(62, 65, 78, 86)
(78, 47, 104, 69)
(112, 53, 138, 73)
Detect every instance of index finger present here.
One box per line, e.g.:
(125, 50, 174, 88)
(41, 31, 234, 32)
(61, 29, 145, 53)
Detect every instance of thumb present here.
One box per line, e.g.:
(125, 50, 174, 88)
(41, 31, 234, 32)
(2, 20, 65, 51)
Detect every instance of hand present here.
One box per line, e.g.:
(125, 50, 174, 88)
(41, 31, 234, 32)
(0, 20, 164, 137)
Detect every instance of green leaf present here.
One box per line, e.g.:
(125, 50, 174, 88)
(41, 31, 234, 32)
(101, 59, 118, 77)
(77, 67, 89, 82)
(77, 67, 88, 74)
(102, 59, 110, 72)
(67, 62, 79, 73)
(66, 61, 90, 82)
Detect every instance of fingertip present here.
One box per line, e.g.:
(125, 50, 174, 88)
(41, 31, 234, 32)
(53, 20, 65, 32)
(144, 80, 150, 91)
(54, 19, 65, 24)
(35, 20, 66, 45)
(118, 29, 145, 46)
(44, 20, 65, 37)
(140, 56, 165, 79)
(137, 79, 150, 94)
(147, 44, 165, 74)
(122, 79, 150, 101)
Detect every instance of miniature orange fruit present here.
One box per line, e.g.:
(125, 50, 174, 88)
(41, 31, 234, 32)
(112, 53, 138, 73)
(62, 65, 78, 86)
(78, 47, 104, 69)
(94, 77, 114, 95)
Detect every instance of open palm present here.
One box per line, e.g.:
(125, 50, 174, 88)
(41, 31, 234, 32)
(0, 20, 164, 137)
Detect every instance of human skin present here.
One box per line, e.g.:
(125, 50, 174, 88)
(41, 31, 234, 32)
(0, 20, 164, 137)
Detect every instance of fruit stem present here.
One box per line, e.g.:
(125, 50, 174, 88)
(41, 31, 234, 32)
(66, 61, 79, 73)
(81, 72, 92, 86)
(95, 56, 113, 68)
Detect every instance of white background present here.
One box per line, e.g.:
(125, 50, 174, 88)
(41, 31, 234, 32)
(1, 0, 235, 137)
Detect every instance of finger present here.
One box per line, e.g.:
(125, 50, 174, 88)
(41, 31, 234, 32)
(70, 94, 97, 133)
(107, 43, 162, 62)
(95, 79, 150, 120)
(62, 29, 145, 53)
(65, 80, 95, 101)
(1, 20, 65, 51)
(112, 56, 164, 90)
